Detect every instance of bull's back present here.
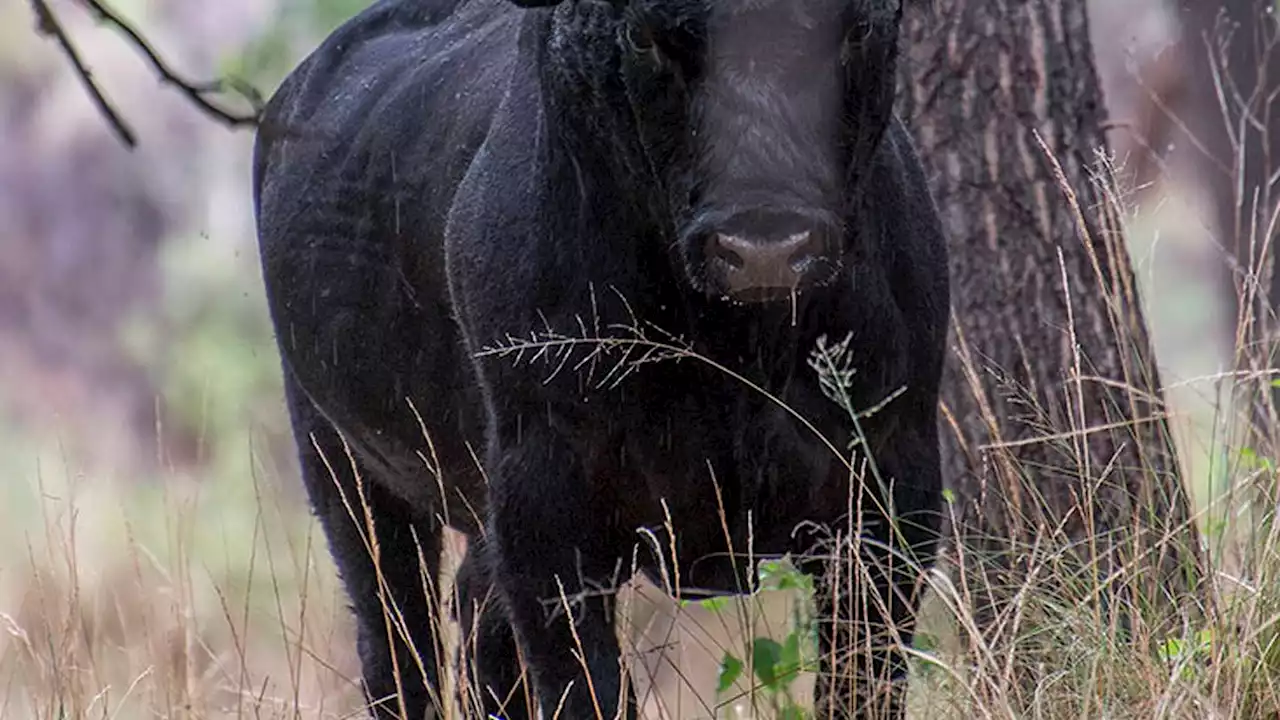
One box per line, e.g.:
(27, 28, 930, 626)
(254, 0, 519, 222)
(251, 0, 520, 516)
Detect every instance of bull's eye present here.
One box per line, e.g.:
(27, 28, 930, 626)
(624, 22, 657, 54)
(840, 22, 874, 64)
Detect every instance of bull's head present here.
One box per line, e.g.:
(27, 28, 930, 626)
(512, 0, 906, 304)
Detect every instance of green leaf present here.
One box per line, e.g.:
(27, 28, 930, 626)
(759, 632, 806, 690)
(914, 632, 939, 652)
(1195, 628, 1214, 649)
(780, 705, 808, 720)
(717, 652, 744, 694)
(941, 488, 956, 503)
(699, 596, 731, 613)
(757, 559, 784, 587)
(1158, 636, 1184, 662)
(752, 638, 784, 688)
(781, 632, 802, 673)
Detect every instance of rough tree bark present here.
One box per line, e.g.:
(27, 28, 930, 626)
(896, 0, 1204, 637)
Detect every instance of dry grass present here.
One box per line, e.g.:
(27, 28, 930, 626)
(0, 395, 1274, 720)
(0, 442, 365, 719)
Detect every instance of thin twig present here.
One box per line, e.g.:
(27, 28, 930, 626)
(28, 0, 264, 148)
(29, 0, 137, 147)
(74, 0, 263, 126)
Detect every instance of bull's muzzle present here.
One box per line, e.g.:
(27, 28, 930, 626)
(698, 208, 841, 303)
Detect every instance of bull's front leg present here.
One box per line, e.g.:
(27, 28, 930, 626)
(486, 424, 636, 720)
(809, 416, 943, 720)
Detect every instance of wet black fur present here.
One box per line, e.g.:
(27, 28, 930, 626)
(252, 0, 949, 717)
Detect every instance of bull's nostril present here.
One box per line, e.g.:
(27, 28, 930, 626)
(709, 231, 809, 298)
(713, 230, 814, 278)
(695, 213, 838, 302)
(706, 232, 746, 270)
(783, 230, 818, 270)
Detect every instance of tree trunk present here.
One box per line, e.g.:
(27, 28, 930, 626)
(896, 0, 1204, 642)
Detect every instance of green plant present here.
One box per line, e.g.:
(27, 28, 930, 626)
(704, 558, 817, 719)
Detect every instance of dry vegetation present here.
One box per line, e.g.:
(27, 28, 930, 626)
(3, 5, 1280, 719)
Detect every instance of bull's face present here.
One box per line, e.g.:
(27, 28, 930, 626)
(507, 0, 904, 303)
(614, 0, 904, 303)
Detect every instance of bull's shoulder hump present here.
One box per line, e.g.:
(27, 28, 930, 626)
(256, 0, 520, 178)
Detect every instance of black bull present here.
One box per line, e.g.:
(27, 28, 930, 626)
(251, 0, 950, 717)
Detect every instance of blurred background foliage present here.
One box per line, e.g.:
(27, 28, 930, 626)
(229, 0, 370, 87)
(0, 0, 1266, 717)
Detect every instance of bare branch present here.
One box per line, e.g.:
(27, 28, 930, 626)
(29, 0, 137, 147)
(27, 0, 265, 148)
(74, 0, 263, 126)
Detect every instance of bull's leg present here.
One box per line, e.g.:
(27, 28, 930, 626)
(455, 539, 532, 720)
(809, 422, 942, 720)
(487, 430, 635, 720)
(284, 378, 447, 720)
(810, 530, 928, 720)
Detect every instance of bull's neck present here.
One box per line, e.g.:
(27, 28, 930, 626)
(527, 7, 658, 203)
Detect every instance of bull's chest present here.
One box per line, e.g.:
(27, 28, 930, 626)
(594, 377, 855, 595)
